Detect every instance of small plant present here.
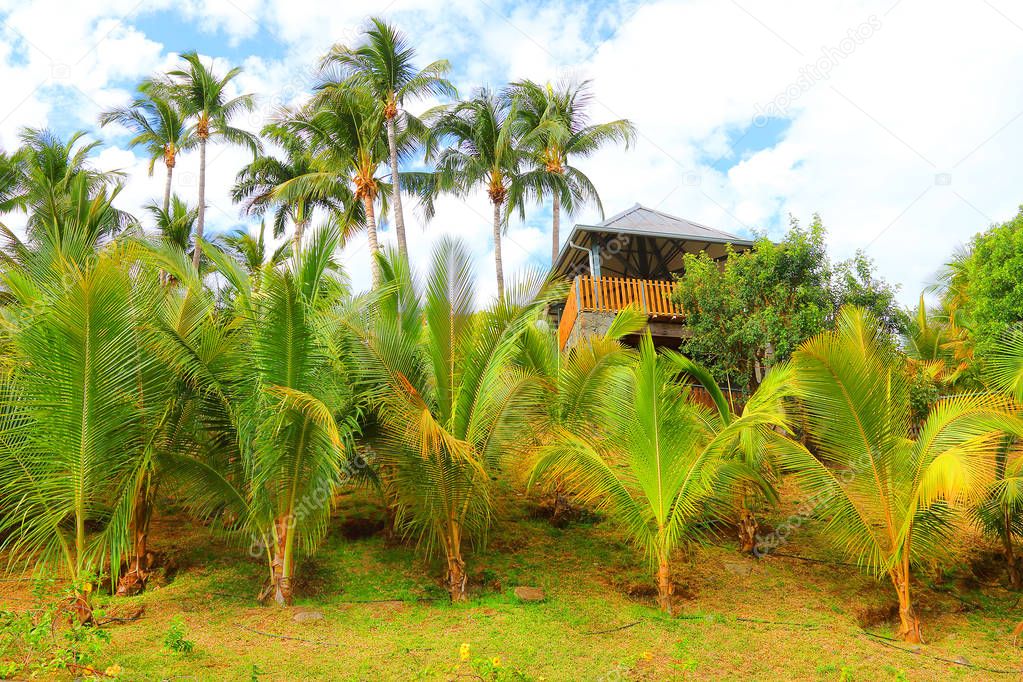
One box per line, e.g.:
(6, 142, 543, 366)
(454, 643, 532, 681)
(163, 616, 195, 655)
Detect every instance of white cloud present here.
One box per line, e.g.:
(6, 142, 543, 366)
(1, 0, 1021, 305)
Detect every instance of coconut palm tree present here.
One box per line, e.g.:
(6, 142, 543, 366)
(508, 79, 635, 264)
(321, 17, 455, 263)
(231, 123, 352, 249)
(5, 128, 126, 237)
(99, 89, 195, 213)
(0, 241, 162, 616)
(781, 306, 1022, 642)
(428, 89, 525, 300)
(157, 52, 259, 269)
(351, 238, 553, 600)
(528, 333, 776, 612)
(282, 86, 428, 287)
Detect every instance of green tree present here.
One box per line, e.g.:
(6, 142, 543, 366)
(231, 123, 352, 249)
(428, 89, 525, 299)
(672, 215, 901, 394)
(99, 89, 196, 213)
(322, 17, 455, 263)
(508, 79, 634, 264)
(781, 306, 1021, 642)
(352, 238, 552, 599)
(529, 334, 780, 611)
(157, 52, 259, 269)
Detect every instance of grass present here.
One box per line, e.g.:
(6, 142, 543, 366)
(3, 480, 1022, 680)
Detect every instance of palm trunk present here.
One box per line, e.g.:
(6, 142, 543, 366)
(738, 502, 758, 554)
(1003, 509, 1022, 590)
(163, 162, 174, 214)
(192, 137, 206, 270)
(269, 516, 293, 606)
(492, 200, 504, 300)
(293, 217, 309, 252)
(891, 562, 922, 643)
(656, 554, 673, 614)
(386, 117, 408, 263)
(116, 477, 154, 596)
(444, 523, 467, 602)
(364, 196, 381, 287)
(551, 199, 560, 266)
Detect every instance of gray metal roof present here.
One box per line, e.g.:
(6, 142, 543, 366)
(588, 204, 752, 244)
(553, 204, 755, 277)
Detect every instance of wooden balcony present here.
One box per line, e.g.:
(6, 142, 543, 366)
(558, 275, 683, 349)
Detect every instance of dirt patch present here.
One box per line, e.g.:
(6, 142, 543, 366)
(854, 602, 898, 628)
(339, 516, 385, 541)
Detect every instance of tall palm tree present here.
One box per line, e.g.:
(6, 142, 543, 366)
(283, 86, 428, 287)
(428, 89, 525, 300)
(157, 52, 259, 269)
(528, 333, 777, 612)
(781, 306, 1021, 642)
(99, 89, 196, 213)
(231, 123, 352, 249)
(6, 128, 125, 237)
(508, 79, 635, 264)
(321, 17, 455, 264)
(352, 238, 553, 600)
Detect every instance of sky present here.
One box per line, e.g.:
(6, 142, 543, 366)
(1, 0, 1021, 303)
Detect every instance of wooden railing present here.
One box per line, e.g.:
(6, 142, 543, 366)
(558, 275, 683, 348)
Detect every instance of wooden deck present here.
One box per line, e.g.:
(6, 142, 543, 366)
(558, 275, 683, 349)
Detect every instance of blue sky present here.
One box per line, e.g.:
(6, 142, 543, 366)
(1, 0, 1022, 301)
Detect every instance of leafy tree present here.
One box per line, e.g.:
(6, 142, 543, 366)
(352, 238, 552, 600)
(508, 79, 634, 264)
(952, 207, 1023, 360)
(672, 215, 901, 394)
(428, 89, 525, 300)
(529, 333, 779, 612)
(99, 89, 196, 213)
(231, 123, 352, 249)
(781, 306, 1021, 642)
(156, 52, 259, 269)
(322, 17, 455, 263)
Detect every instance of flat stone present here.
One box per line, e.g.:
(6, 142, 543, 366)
(722, 561, 752, 577)
(513, 586, 545, 602)
(293, 610, 324, 622)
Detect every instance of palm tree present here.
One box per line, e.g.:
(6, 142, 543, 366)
(508, 79, 635, 264)
(99, 89, 195, 213)
(352, 238, 552, 600)
(428, 89, 525, 300)
(6, 128, 126, 237)
(0, 243, 162, 616)
(780, 306, 1021, 642)
(528, 333, 776, 612)
(283, 86, 427, 286)
(146, 194, 197, 253)
(231, 123, 351, 249)
(157, 52, 259, 269)
(217, 221, 290, 283)
(321, 17, 455, 263)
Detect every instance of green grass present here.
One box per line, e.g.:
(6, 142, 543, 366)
(3, 481, 1022, 680)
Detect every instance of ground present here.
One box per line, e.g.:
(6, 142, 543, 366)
(3, 481, 1022, 681)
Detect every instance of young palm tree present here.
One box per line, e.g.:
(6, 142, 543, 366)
(508, 79, 635, 264)
(352, 238, 552, 600)
(217, 221, 290, 283)
(158, 52, 259, 269)
(231, 123, 352, 249)
(99, 89, 196, 213)
(321, 17, 455, 263)
(781, 306, 1021, 642)
(529, 333, 777, 612)
(146, 194, 197, 253)
(0, 243, 161, 615)
(428, 89, 524, 300)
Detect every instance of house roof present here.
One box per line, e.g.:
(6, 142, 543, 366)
(590, 204, 753, 244)
(552, 204, 755, 278)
